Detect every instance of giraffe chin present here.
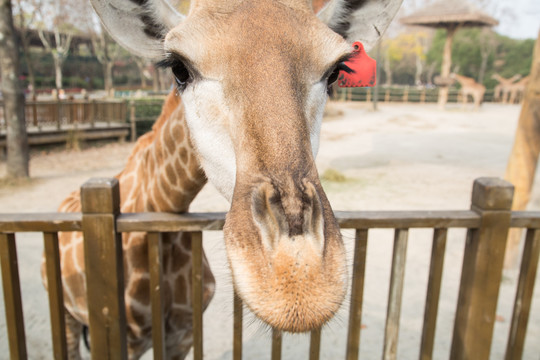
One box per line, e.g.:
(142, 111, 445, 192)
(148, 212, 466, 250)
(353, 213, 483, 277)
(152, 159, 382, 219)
(225, 231, 348, 333)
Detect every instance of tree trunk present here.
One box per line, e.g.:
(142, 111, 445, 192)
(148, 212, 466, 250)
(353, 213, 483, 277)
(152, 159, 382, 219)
(478, 51, 489, 85)
(384, 55, 392, 86)
(104, 62, 114, 93)
(53, 54, 63, 91)
(0, 0, 29, 178)
(504, 30, 540, 268)
(415, 53, 423, 86)
(20, 35, 36, 98)
(153, 64, 161, 92)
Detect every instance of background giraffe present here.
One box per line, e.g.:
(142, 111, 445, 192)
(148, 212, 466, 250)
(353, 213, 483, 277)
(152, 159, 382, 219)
(491, 73, 521, 103)
(508, 75, 530, 104)
(41, 91, 215, 359)
(451, 73, 486, 109)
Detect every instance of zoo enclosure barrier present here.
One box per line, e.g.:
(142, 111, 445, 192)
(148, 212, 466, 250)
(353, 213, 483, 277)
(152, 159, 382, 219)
(333, 87, 501, 104)
(0, 100, 128, 131)
(0, 177, 539, 360)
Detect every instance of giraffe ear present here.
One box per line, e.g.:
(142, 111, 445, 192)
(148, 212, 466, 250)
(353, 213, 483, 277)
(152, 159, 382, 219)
(317, 0, 403, 52)
(90, 0, 184, 60)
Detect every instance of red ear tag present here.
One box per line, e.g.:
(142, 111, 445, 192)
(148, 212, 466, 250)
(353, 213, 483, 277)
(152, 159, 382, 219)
(338, 41, 376, 88)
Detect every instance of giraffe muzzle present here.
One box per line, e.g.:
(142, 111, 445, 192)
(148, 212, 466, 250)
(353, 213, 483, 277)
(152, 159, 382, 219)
(224, 176, 347, 332)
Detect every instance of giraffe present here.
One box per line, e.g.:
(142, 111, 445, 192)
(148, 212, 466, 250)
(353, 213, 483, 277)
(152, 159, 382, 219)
(44, 0, 402, 358)
(491, 73, 521, 103)
(508, 75, 530, 104)
(41, 91, 216, 359)
(450, 73, 486, 109)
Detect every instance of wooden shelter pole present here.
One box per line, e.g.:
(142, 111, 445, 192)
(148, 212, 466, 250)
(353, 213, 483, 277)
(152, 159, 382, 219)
(504, 30, 540, 268)
(438, 25, 458, 108)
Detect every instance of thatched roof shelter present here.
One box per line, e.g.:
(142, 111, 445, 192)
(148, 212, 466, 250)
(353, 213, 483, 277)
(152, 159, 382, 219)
(401, 0, 498, 29)
(401, 0, 498, 108)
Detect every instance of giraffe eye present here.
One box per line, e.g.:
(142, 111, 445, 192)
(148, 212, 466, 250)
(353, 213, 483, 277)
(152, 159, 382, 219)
(171, 62, 191, 90)
(327, 67, 340, 87)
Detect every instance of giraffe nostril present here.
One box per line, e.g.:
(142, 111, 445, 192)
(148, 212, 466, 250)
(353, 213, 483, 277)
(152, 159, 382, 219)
(251, 179, 324, 252)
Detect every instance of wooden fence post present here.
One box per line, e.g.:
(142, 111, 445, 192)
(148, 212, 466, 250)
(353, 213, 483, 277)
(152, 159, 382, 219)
(81, 178, 127, 360)
(450, 177, 514, 360)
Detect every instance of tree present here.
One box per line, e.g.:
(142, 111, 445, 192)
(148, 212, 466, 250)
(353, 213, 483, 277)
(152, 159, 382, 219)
(0, 0, 29, 178)
(91, 27, 123, 94)
(32, 0, 86, 94)
(13, 0, 37, 98)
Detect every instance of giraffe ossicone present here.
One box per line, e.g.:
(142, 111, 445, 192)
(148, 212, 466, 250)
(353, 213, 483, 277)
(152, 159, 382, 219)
(45, 0, 402, 358)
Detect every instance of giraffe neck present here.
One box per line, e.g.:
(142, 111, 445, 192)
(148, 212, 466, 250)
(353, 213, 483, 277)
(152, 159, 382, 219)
(117, 91, 206, 213)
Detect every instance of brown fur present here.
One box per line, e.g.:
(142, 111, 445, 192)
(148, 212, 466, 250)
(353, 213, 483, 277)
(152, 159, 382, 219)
(41, 91, 215, 359)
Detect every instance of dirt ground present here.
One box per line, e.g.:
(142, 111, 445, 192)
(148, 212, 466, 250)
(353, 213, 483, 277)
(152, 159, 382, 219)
(0, 102, 539, 359)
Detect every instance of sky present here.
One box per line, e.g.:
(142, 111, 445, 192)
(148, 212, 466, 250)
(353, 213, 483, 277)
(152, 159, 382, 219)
(401, 0, 539, 40)
(495, 0, 539, 39)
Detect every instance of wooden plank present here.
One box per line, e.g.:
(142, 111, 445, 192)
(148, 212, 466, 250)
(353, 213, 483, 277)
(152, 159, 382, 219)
(117, 212, 226, 232)
(346, 229, 368, 360)
(510, 211, 540, 228)
(148, 232, 166, 359)
(191, 231, 204, 360)
(43, 232, 68, 360)
(382, 228, 409, 360)
(336, 210, 480, 229)
(81, 178, 127, 360)
(233, 292, 243, 360)
(505, 228, 540, 360)
(419, 228, 448, 360)
(451, 178, 513, 360)
(0, 213, 81, 232)
(117, 210, 479, 233)
(271, 328, 282, 360)
(0, 233, 27, 359)
(309, 328, 321, 360)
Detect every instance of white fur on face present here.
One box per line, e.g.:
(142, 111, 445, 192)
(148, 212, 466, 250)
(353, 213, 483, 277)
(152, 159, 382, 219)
(306, 82, 328, 158)
(182, 81, 237, 202)
(182, 80, 328, 202)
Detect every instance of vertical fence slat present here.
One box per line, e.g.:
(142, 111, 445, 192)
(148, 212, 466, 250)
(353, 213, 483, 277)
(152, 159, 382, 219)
(233, 291, 243, 360)
(271, 328, 282, 360)
(382, 228, 409, 360)
(419, 228, 448, 360)
(81, 178, 127, 360)
(0, 233, 27, 360)
(505, 228, 540, 360)
(346, 228, 368, 360)
(43, 232, 68, 360)
(191, 231, 204, 360)
(148, 232, 165, 359)
(450, 178, 513, 360)
(309, 328, 321, 360)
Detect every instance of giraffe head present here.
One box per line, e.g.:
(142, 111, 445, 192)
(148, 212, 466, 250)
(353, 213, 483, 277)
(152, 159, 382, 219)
(91, 0, 401, 332)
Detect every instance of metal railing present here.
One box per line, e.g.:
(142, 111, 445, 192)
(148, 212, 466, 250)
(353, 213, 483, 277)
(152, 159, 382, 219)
(0, 177, 538, 359)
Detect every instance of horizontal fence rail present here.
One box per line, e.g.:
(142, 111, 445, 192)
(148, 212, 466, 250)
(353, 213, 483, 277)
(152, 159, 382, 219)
(0, 177, 539, 360)
(332, 87, 508, 104)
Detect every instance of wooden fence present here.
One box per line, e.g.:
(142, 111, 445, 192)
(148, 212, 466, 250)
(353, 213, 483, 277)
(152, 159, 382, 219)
(0, 100, 128, 130)
(333, 87, 499, 104)
(0, 177, 539, 359)
(0, 100, 132, 150)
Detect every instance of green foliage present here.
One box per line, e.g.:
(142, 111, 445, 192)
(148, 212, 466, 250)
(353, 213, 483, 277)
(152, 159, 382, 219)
(423, 28, 534, 88)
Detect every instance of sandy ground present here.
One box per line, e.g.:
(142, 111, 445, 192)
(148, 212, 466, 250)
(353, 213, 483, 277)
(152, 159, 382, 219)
(0, 102, 539, 359)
